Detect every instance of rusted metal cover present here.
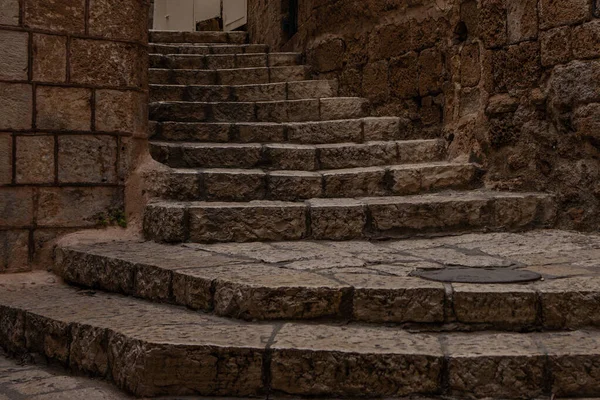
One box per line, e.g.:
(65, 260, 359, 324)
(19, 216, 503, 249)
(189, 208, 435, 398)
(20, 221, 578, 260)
(411, 267, 542, 284)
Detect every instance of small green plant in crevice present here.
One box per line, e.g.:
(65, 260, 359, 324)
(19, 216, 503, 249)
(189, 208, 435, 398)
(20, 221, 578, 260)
(94, 208, 127, 228)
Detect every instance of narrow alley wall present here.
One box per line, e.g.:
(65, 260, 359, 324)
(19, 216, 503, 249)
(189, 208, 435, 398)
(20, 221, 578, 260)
(0, 0, 149, 272)
(248, 0, 600, 230)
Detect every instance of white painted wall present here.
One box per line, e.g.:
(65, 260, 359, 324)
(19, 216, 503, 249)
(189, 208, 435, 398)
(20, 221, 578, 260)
(153, 0, 246, 31)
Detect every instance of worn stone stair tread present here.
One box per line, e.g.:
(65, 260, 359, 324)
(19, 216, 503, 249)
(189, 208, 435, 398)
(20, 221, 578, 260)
(148, 97, 369, 123)
(2, 271, 600, 399)
(149, 80, 339, 102)
(142, 190, 556, 243)
(150, 117, 414, 143)
(149, 30, 248, 44)
(149, 66, 310, 85)
(146, 162, 480, 201)
(149, 43, 269, 55)
(149, 139, 445, 170)
(149, 53, 302, 69)
(54, 229, 600, 329)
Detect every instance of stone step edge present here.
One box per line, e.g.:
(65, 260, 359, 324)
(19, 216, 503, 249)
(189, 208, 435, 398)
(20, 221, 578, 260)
(54, 238, 595, 330)
(149, 96, 365, 106)
(149, 53, 302, 69)
(149, 65, 309, 73)
(1, 273, 599, 399)
(142, 191, 556, 243)
(149, 117, 413, 144)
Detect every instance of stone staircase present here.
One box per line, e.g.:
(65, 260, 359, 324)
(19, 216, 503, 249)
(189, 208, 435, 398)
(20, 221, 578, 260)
(3, 30, 600, 400)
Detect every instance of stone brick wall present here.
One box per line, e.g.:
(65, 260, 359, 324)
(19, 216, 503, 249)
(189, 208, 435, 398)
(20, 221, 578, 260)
(248, 0, 600, 230)
(0, 0, 149, 272)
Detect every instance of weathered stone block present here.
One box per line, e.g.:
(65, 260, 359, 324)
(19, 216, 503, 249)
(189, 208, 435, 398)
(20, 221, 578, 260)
(89, 0, 148, 42)
(479, 0, 508, 48)
(267, 171, 322, 201)
(389, 52, 418, 99)
(548, 60, 600, 109)
(69, 324, 109, 377)
(32, 34, 67, 83)
(15, 135, 55, 184)
(0, 133, 12, 184)
(0, 30, 28, 81)
(23, 0, 85, 33)
(36, 86, 92, 131)
(418, 48, 444, 96)
(539, 0, 590, 30)
(143, 202, 188, 243)
(538, 277, 600, 329)
(58, 135, 117, 184)
(70, 39, 144, 88)
(203, 169, 265, 201)
(574, 103, 600, 139)
(95, 90, 146, 135)
(507, 0, 539, 43)
(0, 230, 29, 273)
(323, 168, 386, 197)
(37, 187, 122, 227)
(572, 21, 600, 59)
(0, 83, 32, 130)
(540, 27, 572, 67)
(264, 144, 317, 170)
(493, 41, 541, 92)
(362, 60, 389, 103)
(308, 38, 344, 72)
(368, 22, 412, 61)
(0, 0, 20, 25)
(0, 187, 34, 226)
(309, 199, 366, 240)
(460, 43, 481, 87)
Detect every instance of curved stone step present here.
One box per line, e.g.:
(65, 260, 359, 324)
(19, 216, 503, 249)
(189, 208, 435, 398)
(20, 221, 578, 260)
(150, 80, 338, 102)
(150, 53, 302, 69)
(149, 43, 268, 55)
(149, 65, 310, 85)
(150, 117, 415, 143)
(149, 139, 444, 170)
(142, 191, 556, 243)
(149, 98, 369, 123)
(54, 230, 600, 329)
(145, 162, 480, 202)
(3, 272, 600, 399)
(149, 30, 248, 44)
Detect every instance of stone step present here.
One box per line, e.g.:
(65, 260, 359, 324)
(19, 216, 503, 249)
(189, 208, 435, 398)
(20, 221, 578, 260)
(149, 65, 310, 85)
(149, 52, 302, 69)
(142, 190, 556, 243)
(3, 271, 600, 399)
(54, 230, 600, 329)
(149, 139, 444, 170)
(146, 162, 480, 202)
(150, 80, 339, 102)
(149, 30, 248, 44)
(150, 117, 415, 143)
(149, 43, 269, 55)
(149, 98, 369, 123)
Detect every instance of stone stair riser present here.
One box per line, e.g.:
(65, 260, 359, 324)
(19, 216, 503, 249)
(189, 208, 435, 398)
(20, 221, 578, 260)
(150, 80, 338, 103)
(145, 164, 480, 201)
(149, 30, 248, 44)
(149, 53, 302, 70)
(149, 140, 444, 170)
(142, 194, 556, 243)
(149, 66, 310, 85)
(149, 43, 269, 55)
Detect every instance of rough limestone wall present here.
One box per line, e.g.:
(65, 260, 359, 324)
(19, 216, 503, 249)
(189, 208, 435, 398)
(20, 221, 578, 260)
(0, 0, 149, 273)
(248, 0, 600, 230)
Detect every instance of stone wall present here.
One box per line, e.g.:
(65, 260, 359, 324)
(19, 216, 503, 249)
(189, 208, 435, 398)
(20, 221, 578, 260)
(0, 0, 149, 272)
(248, 0, 600, 230)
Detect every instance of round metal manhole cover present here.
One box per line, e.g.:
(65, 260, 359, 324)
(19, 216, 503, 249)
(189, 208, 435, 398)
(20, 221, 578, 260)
(410, 267, 542, 284)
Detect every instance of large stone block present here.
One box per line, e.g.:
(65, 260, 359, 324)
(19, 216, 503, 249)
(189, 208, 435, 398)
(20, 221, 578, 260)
(540, 27, 572, 67)
(15, 135, 55, 184)
(309, 199, 366, 240)
(389, 52, 419, 98)
(58, 135, 118, 184)
(36, 187, 122, 227)
(32, 34, 67, 83)
(308, 38, 344, 73)
(95, 89, 146, 135)
(418, 48, 444, 96)
(479, 0, 508, 48)
(492, 41, 541, 92)
(0, 230, 29, 273)
(507, 0, 539, 43)
(0, 0, 20, 25)
(0, 83, 32, 131)
(23, 0, 86, 33)
(70, 39, 144, 88)
(0, 133, 12, 185)
(548, 60, 600, 108)
(0, 30, 28, 81)
(0, 187, 34, 226)
(574, 103, 600, 139)
(572, 21, 600, 59)
(539, 0, 590, 30)
(36, 86, 92, 131)
(362, 60, 389, 103)
(89, 0, 148, 42)
(368, 22, 412, 61)
(460, 43, 481, 87)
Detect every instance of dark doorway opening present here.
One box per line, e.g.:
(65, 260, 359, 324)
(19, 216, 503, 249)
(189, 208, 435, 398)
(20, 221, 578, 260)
(282, 0, 299, 40)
